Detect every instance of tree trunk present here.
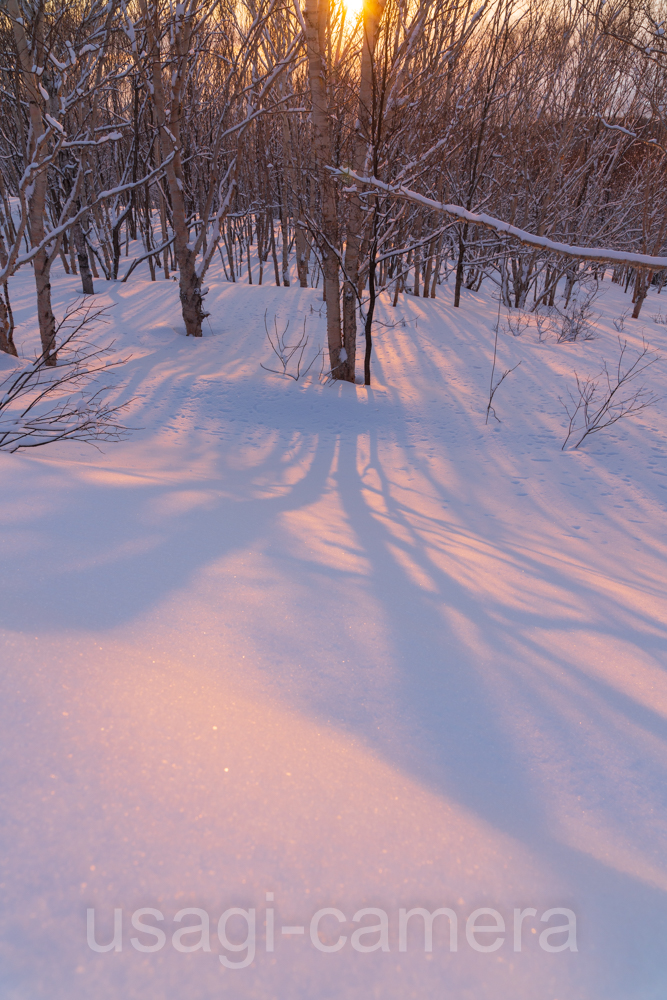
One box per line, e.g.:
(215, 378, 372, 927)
(341, 0, 385, 383)
(279, 203, 290, 286)
(364, 249, 376, 386)
(0, 285, 17, 357)
(73, 223, 95, 294)
(142, 0, 205, 336)
(295, 225, 309, 287)
(422, 237, 436, 297)
(454, 225, 467, 307)
(305, 0, 344, 379)
(430, 236, 444, 297)
(632, 270, 648, 319)
(111, 205, 132, 280)
(563, 263, 578, 306)
(34, 249, 57, 362)
(270, 217, 280, 285)
(9, 0, 57, 363)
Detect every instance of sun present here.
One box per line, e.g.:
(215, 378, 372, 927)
(343, 0, 364, 18)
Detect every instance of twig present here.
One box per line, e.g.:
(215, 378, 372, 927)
(561, 337, 661, 449)
(0, 300, 132, 452)
(487, 290, 522, 423)
(260, 311, 321, 381)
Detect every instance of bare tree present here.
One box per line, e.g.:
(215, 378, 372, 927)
(3, 0, 124, 361)
(127, 0, 302, 336)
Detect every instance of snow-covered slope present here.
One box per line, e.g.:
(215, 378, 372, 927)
(1, 260, 666, 999)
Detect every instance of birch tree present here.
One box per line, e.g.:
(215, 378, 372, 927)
(3, 0, 124, 362)
(127, 0, 302, 337)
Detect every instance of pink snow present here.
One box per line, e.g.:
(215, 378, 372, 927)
(1, 257, 666, 999)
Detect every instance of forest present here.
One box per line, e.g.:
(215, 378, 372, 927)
(1, 0, 666, 386)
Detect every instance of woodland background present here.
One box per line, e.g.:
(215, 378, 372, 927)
(1, 0, 666, 385)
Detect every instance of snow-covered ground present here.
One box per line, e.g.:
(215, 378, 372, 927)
(1, 256, 667, 999)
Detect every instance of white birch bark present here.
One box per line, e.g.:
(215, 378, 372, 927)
(304, 0, 344, 378)
(342, 0, 386, 383)
(8, 0, 57, 362)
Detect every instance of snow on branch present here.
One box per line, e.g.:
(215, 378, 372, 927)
(0, 154, 175, 284)
(332, 169, 667, 269)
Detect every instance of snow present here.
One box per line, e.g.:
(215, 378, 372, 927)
(341, 169, 667, 269)
(1, 257, 667, 999)
(44, 114, 65, 135)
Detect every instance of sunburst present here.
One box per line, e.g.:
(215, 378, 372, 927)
(343, 0, 364, 18)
